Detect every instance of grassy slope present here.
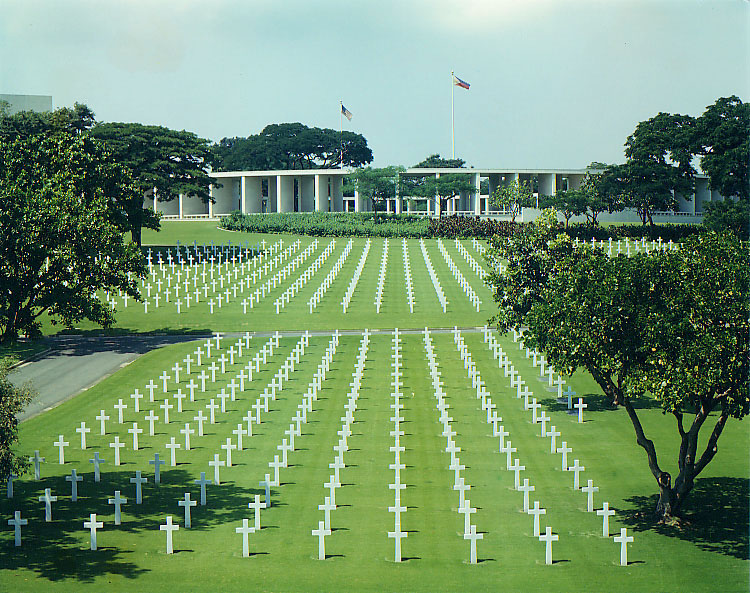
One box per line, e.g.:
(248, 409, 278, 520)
(1, 331, 746, 592)
(5, 222, 746, 591)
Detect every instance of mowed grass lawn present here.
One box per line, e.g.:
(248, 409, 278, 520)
(2, 329, 747, 592)
(8, 222, 748, 591)
(42, 223, 494, 336)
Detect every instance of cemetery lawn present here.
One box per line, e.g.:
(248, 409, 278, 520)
(43, 222, 496, 336)
(2, 329, 747, 592)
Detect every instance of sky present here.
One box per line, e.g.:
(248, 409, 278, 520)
(1, 0, 748, 169)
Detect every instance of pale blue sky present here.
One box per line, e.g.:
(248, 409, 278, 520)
(2, 0, 747, 168)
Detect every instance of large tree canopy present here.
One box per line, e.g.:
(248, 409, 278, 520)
(695, 95, 750, 200)
(213, 123, 373, 171)
(90, 122, 217, 245)
(487, 217, 749, 520)
(0, 132, 144, 343)
(412, 154, 466, 168)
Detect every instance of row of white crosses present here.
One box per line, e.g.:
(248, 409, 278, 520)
(308, 239, 354, 312)
(402, 238, 415, 313)
(574, 236, 678, 258)
(455, 238, 488, 281)
(208, 240, 300, 314)
(258, 333, 320, 489)
(105, 240, 267, 311)
(387, 328, 409, 562)
(32, 331, 261, 484)
(234, 334, 342, 558)
(514, 328, 584, 419)
(484, 326, 635, 565)
(271, 239, 321, 313)
(312, 330, 370, 560)
(423, 329, 484, 564)
(17, 333, 273, 530)
(139, 240, 280, 315)
(374, 238, 389, 313)
(437, 239, 481, 312)
(9, 330, 307, 553)
(454, 327, 561, 564)
(419, 239, 448, 313)
(472, 237, 486, 255)
(341, 239, 371, 313)
(270, 239, 335, 314)
(111, 331, 313, 555)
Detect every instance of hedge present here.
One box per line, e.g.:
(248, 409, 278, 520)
(219, 212, 705, 242)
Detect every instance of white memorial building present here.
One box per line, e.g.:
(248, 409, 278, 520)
(147, 167, 725, 224)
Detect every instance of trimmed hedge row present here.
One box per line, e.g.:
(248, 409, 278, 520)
(220, 211, 704, 242)
(562, 223, 704, 242)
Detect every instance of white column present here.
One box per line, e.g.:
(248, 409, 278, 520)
(244, 177, 262, 213)
(208, 185, 213, 218)
(240, 178, 246, 213)
(473, 173, 481, 215)
(314, 174, 326, 212)
(694, 177, 710, 214)
(538, 173, 556, 198)
(331, 176, 343, 212)
(300, 176, 315, 212)
(278, 175, 294, 213)
(179, 194, 184, 219)
(267, 176, 278, 212)
(434, 173, 441, 216)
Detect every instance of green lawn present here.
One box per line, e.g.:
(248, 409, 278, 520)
(6, 222, 747, 592)
(2, 329, 747, 592)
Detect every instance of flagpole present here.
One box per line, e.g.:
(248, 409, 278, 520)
(339, 101, 343, 168)
(451, 71, 455, 159)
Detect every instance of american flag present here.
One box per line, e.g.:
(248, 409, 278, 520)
(341, 104, 353, 121)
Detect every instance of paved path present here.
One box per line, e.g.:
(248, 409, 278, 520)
(9, 326, 489, 422)
(10, 335, 200, 422)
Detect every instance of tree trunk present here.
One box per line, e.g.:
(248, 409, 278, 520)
(656, 471, 676, 519)
(131, 226, 142, 247)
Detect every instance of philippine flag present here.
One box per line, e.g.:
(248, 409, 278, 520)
(452, 75, 470, 90)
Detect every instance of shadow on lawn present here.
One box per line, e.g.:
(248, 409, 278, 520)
(26, 333, 208, 362)
(537, 393, 662, 415)
(0, 468, 263, 582)
(619, 476, 749, 560)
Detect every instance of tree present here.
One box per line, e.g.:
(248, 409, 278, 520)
(0, 132, 145, 343)
(489, 178, 534, 223)
(213, 123, 373, 171)
(410, 173, 477, 219)
(90, 122, 217, 245)
(350, 166, 404, 221)
(0, 361, 33, 482)
(0, 101, 95, 140)
(488, 222, 749, 520)
(600, 112, 698, 225)
(702, 199, 750, 240)
(547, 189, 586, 227)
(413, 154, 466, 168)
(695, 95, 749, 200)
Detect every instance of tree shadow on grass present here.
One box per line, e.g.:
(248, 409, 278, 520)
(537, 393, 662, 415)
(619, 476, 748, 559)
(0, 468, 263, 582)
